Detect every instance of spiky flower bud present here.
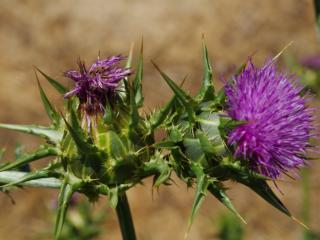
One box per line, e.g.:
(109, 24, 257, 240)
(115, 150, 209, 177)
(60, 51, 154, 187)
(64, 56, 131, 118)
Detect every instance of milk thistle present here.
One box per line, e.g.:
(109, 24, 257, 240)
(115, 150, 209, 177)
(0, 42, 315, 240)
(225, 60, 313, 178)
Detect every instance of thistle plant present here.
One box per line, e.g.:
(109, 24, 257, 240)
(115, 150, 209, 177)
(0, 41, 315, 240)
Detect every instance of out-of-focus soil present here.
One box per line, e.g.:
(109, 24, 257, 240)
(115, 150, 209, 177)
(0, 0, 319, 239)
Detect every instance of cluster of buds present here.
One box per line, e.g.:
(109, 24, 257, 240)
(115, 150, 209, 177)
(0, 41, 314, 239)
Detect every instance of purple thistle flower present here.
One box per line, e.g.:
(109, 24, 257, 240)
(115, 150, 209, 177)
(225, 60, 313, 178)
(64, 55, 131, 115)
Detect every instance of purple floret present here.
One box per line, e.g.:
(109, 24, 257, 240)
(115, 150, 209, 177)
(225, 60, 313, 178)
(64, 55, 131, 115)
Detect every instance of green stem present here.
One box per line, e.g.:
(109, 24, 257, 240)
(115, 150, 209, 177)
(116, 193, 137, 240)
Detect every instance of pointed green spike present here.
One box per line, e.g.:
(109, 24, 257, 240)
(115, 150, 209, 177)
(151, 96, 176, 130)
(152, 62, 196, 123)
(187, 163, 210, 233)
(55, 179, 74, 239)
(62, 115, 94, 154)
(237, 176, 291, 217)
(118, 44, 134, 101)
(228, 163, 293, 218)
(0, 147, 59, 172)
(197, 37, 214, 101)
(208, 183, 246, 224)
(129, 87, 140, 135)
(34, 67, 68, 94)
(126, 43, 134, 69)
(133, 40, 144, 108)
(153, 167, 171, 187)
(35, 73, 61, 127)
(143, 153, 171, 187)
(0, 123, 62, 142)
(69, 108, 85, 138)
(1, 169, 61, 188)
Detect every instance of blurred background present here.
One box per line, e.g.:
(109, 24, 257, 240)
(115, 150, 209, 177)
(0, 0, 319, 239)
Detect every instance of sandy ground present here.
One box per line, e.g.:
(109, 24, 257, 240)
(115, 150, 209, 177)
(0, 0, 319, 239)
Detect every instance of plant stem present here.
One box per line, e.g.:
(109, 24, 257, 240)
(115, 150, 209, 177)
(116, 192, 137, 240)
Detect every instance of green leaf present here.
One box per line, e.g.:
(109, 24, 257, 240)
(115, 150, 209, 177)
(0, 123, 62, 142)
(196, 112, 226, 156)
(35, 74, 61, 127)
(229, 163, 295, 220)
(197, 38, 214, 101)
(208, 182, 246, 224)
(35, 67, 68, 94)
(0, 170, 62, 189)
(55, 179, 74, 239)
(236, 176, 291, 218)
(118, 44, 134, 101)
(150, 96, 176, 130)
(0, 169, 61, 188)
(197, 131, 220, 155)
(197, 112, 220, 141)
(99, 131, 127, 160)
(62, 112, 95, 154)
(187, 162, 210, 233)
(133, 41, 144, 108)
(129, 87, 140, 136)
(183, 138, 206, 164)
(152, 61, 196, 123)
(0, 147, 59, 172)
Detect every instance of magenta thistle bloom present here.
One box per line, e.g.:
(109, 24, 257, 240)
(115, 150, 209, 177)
(64, 55, 131, 115)
(225, 60, 313, 178)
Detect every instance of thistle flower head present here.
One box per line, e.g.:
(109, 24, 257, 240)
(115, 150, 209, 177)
(225, 60, 313, 178)
(64, 55, 131, 115)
